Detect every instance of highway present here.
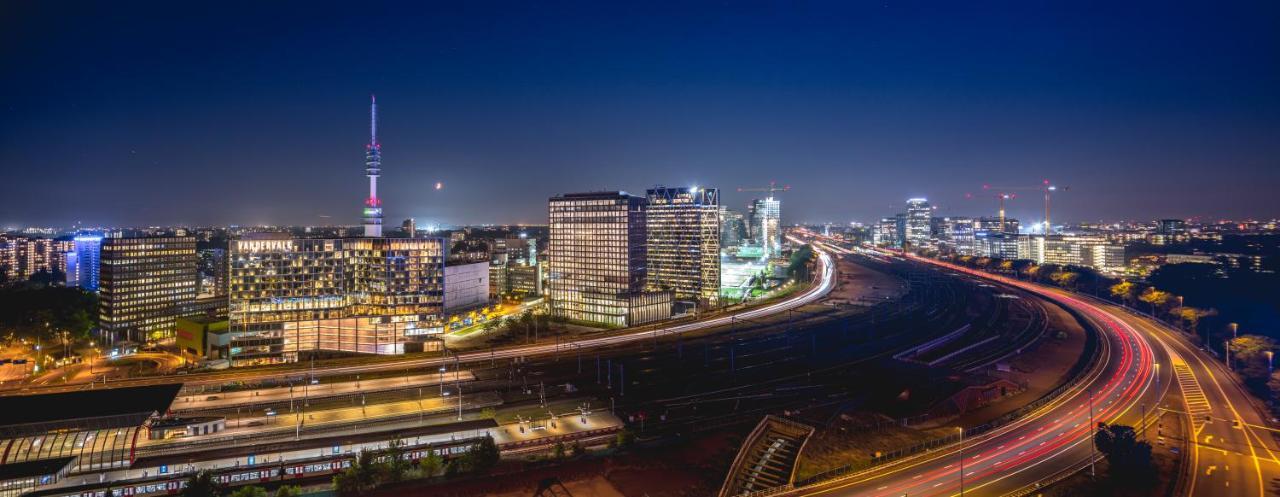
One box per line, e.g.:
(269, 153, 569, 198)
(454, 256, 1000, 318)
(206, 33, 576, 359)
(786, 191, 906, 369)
(3, 250, 835, 396)
(1119, 303, 1280, 497)
(780, 246, 1279, 496)
(788, 254, 1162, 496)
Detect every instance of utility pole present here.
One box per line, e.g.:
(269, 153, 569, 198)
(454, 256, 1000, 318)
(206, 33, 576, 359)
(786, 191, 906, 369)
(1089, 390, 1096, 477)
(958, 427, 965, 496)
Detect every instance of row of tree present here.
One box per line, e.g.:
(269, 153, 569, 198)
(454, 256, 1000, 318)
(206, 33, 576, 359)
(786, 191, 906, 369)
(178, 472, 300, 497)
(946, 253, 1280, 411)
(333, 437, 500, 496)
(947, 255, 1221, 341)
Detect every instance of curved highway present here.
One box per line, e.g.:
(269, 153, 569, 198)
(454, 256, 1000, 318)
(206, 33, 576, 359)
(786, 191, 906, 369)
(788, 254, 1169, 497)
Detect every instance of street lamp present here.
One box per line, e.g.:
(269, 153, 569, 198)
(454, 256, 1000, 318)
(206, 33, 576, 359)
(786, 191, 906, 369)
(957, 426, 965, 496)
(1267, 351, 1274, 375)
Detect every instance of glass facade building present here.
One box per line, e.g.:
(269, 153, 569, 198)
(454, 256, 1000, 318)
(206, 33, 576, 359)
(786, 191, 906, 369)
(749, 197, 782, 258)
(98, 236, 198, 341)
(905, 198, 932, 248)
(645, 187, 721, 306)
(547, 192, 670, 327)
(228, 235, 446, 366)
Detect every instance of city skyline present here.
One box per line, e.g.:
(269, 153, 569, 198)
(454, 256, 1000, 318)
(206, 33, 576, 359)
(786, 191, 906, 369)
(3, 2, 1280, 229)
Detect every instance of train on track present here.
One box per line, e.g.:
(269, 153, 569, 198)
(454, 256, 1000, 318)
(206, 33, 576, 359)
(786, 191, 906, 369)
(24, 437, 486, 497)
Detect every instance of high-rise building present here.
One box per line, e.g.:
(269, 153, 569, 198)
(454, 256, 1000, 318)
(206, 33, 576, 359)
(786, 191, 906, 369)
(401, 218, 416, 238)
(228, 234, 446, 365)
(645, 186, 721, 306)
(977, 216, 1019, 235)
(974, 232, 1020, 260)
(1158, 219, 1187, 235)
(363, 95, 383, 237)
(943, 217, 975, 255)
(0, 236, 72, 282)
(548, 192, 671, 327)
(905, 198, 932, 247)
(719, 206, 746, 248)
(197, 248, 228, 297)
(99, 235, 198, 340)
(750, 197, 782, 257)
(874, 217, 901, 248)
(65, 235, 103, 291)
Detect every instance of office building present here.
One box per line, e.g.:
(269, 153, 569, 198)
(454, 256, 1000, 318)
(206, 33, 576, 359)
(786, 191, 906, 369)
(228, 234, 446, 366)
(401, 218, 417, 238)
(943, 217, 976, 255)
(974, 232, 1020, 260)
(548, 191, 671, 327)
(904, 198, 932, 248)
(720, 206, 747, 248)
(99, 235, 199, 341)
(976, 216, 1020, 235)
(645, 186, 721, 306)
(1158, 219, 1187, 235)
(444, 261, 490, 313)
(874, 217, 901, 248)
(197, 248, 228, 297)
(750, 197, 782, 257)
(66, 235, 103, 291)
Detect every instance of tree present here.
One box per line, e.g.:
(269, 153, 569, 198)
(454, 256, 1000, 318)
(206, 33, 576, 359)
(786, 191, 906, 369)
(461, 436, 500, 472)
(571, 440, 584, 457)
(1110, 281, 1135, 307)
(181, 470, 224, 497)
(553, 441, 566, 460)
(333, 449, 380, 496)
(1176, 307, 1217, 338)
(382, 439, 411, 483)
(228, 487, 268, 497)
(1230, 335, 1276, 379)
(1094, 423, 1155, 489)
(418, 451, 443, 477)
(1019, 263, 1039, 281)
(787, 245, 814, 281)
(1267, 370, 1280, 401)
(274, 486, 302, 497)
(1049, 271, 1080, 291)
(1137, 287, 1171, 317)
(998, 260, 1014, 273)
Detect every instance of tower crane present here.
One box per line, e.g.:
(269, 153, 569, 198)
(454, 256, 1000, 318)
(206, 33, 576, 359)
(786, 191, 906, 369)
(981, 180, 1069, 234)
(965, 189, 1017, 233)
(736, 181, 791, 198)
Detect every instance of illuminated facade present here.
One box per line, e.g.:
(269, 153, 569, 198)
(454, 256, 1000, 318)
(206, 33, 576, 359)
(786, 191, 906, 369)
(645, 186, 721, 306)
(548, 192, 671, 327)
(99, 236, 198, 340)
(363, 95, 383, 237)
(905, 198, 932, 248)
(68, 235, 103, 291)
(0, 236, 73, 282)
(749, 197, 782, 257)
(228, 234, 446, 366)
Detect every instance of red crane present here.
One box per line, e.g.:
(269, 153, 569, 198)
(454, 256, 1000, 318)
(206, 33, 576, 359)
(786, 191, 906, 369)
(981, 180, 1070, 233)
(737, 181, 791, 197)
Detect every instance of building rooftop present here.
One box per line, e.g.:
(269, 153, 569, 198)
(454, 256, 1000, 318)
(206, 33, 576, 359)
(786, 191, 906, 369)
(0, 384, 182, 437)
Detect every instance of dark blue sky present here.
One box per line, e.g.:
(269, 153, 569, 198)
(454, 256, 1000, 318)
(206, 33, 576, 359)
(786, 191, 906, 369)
(2, 1, 1278, 228)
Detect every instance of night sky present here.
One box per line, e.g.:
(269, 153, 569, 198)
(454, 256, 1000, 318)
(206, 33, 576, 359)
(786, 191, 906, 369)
(2, 1, 1278, 229)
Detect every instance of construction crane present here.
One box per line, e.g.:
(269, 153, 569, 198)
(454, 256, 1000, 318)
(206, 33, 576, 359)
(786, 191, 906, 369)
(982, 180, 1069, 234)
(737, 181, 791, 198)
(966, 189, 1018, 233)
